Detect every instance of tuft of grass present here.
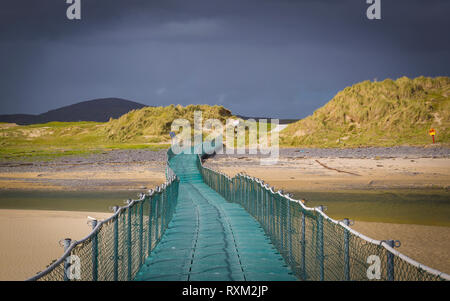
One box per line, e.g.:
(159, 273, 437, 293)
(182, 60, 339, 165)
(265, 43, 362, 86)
(281, 76, 450, 147)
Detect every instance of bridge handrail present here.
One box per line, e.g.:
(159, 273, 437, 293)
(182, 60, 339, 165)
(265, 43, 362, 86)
(26, 192, 149, 281)
(197, 150, 450, 281)
(26, 153, 179, 281)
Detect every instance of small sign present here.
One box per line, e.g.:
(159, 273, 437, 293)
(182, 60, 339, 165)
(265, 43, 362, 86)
(429, 128, 436, 144)
(169, 131, 176, 138)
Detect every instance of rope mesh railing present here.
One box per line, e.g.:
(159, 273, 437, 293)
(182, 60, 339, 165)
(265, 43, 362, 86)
(197, 151, 450, 281)
(26, 139, 450, 281)
(27, 157, 179, 281)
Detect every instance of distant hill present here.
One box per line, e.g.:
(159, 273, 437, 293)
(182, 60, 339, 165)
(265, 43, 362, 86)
(0, 98, 148, 125)
(281, 76, 450, 147)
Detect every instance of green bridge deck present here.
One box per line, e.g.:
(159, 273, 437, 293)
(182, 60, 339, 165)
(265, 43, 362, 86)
(134, 153, 297, 281)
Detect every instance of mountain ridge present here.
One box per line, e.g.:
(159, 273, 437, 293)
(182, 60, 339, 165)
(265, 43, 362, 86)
(0, 98, 148, 125)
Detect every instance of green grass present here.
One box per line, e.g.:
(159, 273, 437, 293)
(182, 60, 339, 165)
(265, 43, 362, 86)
(281, 76, 450, 147)
(0, 105, 233, 161)
(0, 121, 170, 161)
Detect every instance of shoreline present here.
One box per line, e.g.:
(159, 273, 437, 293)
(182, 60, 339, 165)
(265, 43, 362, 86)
(0, 147, 449, 191)
(204, 156, 450, 192)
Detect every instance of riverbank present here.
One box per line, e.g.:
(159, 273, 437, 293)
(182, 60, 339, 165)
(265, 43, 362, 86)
(0, 149, 167, 191)
(204, 154, 450, 192)
(1, 147, 448, 191)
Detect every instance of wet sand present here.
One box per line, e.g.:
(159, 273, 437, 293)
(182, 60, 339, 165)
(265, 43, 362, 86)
(0, 163, 165, 191)
(0, 209, 111, 281)
(204, 157, 450, 191)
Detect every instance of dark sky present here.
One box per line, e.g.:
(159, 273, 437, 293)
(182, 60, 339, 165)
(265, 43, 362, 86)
(0, 0, 449, 118)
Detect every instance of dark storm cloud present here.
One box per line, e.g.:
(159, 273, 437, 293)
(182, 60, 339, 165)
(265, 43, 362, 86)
(0, 0, 449, 118)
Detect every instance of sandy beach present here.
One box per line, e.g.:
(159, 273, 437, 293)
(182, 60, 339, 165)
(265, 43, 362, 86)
(0, 209, 111, 281)
(0, 165, 165, 191)
(0, 149, 167, 191)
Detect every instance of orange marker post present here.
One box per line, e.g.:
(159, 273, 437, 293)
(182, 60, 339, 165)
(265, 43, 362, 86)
(429, 128, 436, 144)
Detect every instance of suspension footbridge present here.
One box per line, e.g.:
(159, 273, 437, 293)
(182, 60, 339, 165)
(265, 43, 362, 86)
(28, 144, 450, 281)
(135, 152, 296, 281)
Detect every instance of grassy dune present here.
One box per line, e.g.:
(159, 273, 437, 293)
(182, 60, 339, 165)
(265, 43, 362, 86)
(103, 104, 232, 142)
(0, 105, 232, 160)
(281, 76, 450, 147)
(2, 77, 449, 161)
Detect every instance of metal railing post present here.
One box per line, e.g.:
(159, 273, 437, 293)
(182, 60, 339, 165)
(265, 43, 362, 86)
(253, 181, 257, 218)
(263, 185, 267, 229)
(157, 188, 161, 240)
(271, 188, 275, 238)
(139, 199, 144, 266)
(343, 218, 351, 281)
(278, 192, 284, 251)
(245, 179, 249, 209)
(161, 185, 167, 232)
(155, 187, 160, 241)
(112, 206, 119, 281)
(255, 182, 258, 218)
(90, 219, 98, 281)
(148, 193, 153, 256)
(239, 176, 243, 204)
(258, 182, 262, 222)
(63, 238, 71, 281)
(301, 212, 306, 280)
(386, 240, 395, 281)
(126, 200, 132, 281)
(286, 194, 293, 265)
(317, 205, 325, 281)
